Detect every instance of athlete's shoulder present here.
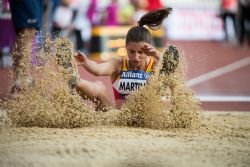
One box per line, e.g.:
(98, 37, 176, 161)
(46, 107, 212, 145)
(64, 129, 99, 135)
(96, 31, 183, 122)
(108, 57, 123, 77)
(108, 57, 122, 67)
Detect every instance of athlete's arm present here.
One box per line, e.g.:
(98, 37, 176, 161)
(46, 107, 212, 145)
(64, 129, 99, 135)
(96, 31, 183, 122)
(141, 43, 161, 61)
(75, 51, 119, 76)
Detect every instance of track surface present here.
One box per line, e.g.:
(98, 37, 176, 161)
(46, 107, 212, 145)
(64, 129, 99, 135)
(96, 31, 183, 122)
(0, 41, 250, 111)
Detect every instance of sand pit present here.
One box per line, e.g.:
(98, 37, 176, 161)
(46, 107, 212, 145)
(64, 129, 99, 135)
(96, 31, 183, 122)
(1, 37, 249, 166)
(0, 111, 250, 167)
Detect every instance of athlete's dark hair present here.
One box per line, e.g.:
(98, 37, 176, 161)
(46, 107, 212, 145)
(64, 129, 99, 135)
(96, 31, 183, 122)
(126, 8, 172, 45)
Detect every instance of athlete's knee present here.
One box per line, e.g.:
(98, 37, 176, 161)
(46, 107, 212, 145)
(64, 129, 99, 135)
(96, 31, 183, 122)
(94, 81, 107, 97)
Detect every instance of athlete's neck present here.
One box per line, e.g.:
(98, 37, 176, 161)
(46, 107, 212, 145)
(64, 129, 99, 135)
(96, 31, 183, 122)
(128, 59, 148, 70)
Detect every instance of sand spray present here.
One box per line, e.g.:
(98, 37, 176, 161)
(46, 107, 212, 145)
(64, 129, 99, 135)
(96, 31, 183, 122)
(0, 37, 202, 129)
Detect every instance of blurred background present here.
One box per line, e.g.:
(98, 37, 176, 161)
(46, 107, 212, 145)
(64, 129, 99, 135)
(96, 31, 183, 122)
(0, 0, 250, 111)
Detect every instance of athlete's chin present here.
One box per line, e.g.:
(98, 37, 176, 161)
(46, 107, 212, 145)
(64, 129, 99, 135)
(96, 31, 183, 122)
(133, 62, 142, 68)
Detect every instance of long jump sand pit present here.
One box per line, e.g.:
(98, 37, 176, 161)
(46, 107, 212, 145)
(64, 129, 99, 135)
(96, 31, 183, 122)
(0, 111, 250, 167)
(1, 38, 249, 166)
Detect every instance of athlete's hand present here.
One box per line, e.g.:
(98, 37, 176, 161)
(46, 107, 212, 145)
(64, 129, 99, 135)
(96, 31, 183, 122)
(74, 51, 87, 65)
(141, 43, 160, 60)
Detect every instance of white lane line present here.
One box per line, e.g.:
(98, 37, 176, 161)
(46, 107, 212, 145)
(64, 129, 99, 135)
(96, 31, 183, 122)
(187, 56, 250, 87)
(197, 95, 250, 102)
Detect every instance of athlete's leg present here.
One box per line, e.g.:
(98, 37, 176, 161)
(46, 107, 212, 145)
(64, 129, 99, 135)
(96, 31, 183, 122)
(12, 28, 36, 90)
(76, 79, 114, 110)
(9, 0, 42, 94)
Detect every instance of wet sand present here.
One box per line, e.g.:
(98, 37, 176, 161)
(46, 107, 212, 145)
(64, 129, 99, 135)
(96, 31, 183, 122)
(0, 111, 249, 167)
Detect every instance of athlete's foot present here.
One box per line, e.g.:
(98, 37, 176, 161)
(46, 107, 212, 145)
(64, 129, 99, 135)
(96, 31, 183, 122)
(160, 45, 179, 75)
(55, 37, 79, 89)
(9, 77, 34, 99)
(9, 85, 24, 99)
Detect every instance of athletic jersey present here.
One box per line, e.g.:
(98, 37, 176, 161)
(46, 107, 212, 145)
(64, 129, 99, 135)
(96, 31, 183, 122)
(112, 58, 155, 101)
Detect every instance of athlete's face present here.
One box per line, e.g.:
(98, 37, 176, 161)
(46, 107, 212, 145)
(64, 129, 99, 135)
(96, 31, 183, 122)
(126, 42, 147, 69)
